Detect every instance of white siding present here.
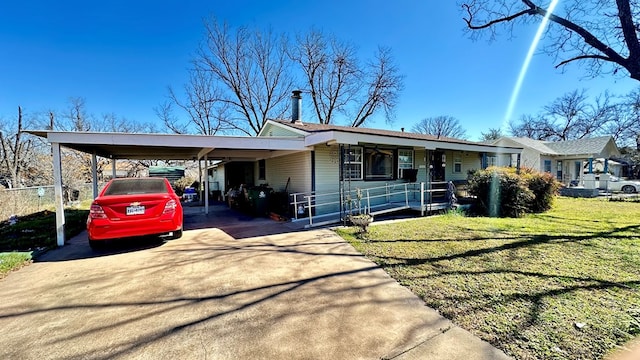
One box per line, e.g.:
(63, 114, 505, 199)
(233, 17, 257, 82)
(265, 152, 312, 194)
(493, 138, 541, 171)
(443, 150, 482, 181)
(261, 123, 303, 137)
(540, 156, 554, 173)
(313, 146, 342, 214)
(314, 145, 340, 194)
(414, 149, 428, 183)
(209, 164, 225, 193)
(521, 147, 542, 170)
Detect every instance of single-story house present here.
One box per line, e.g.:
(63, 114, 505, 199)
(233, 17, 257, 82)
(28, 92, 523, 244)
(209, 93, 523, 225)
(492, 136, 620, 186)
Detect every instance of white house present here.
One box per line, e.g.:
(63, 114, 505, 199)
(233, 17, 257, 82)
(492, 136, 620, 186)
(29, 92, 524, 244)
(209, 93, 522, 225)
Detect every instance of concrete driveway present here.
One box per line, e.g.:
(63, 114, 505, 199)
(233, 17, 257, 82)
(0, 205, 509, 360)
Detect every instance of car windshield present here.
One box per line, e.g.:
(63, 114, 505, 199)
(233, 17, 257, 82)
(103, 178, 168, 195)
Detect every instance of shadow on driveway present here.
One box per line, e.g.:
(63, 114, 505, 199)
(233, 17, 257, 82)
(2, 203, 510, 359)
(37, 203, 303, 263)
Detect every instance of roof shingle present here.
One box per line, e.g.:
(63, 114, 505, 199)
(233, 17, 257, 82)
(273, 120, 482, 146)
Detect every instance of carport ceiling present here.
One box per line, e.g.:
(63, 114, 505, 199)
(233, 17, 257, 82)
(27, 131, 308, 160)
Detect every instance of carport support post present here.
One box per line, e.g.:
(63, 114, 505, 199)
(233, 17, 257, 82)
(204, 154, 209, 214)
(52, 142, 66, 246)
(112, 158, 116, 180)
(92, 151, 99, 199)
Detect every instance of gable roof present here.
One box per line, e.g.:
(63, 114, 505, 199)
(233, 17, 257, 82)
(503, 137, 557, 155)
(495, 136, 617, 156)
(545, 136, 614, 155)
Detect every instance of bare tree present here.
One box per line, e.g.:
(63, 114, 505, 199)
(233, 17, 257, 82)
(194, 18, 293, 135)
(542, 89, 609, 140)
(609, 88, 640, 148)
(155, 101, 188, 134)
(461, 0, 640, 81)
(96, 112, 158, 133)
(162, 68, 231, 135)
(350, 47, 404, 127)
(61, 97, 93, 131)
(411, 116, 468, 139)
(510, 89, 617, 140)
(509, 113, 553, 139)
(290, 30, 403, 127)
(0, 107, 34, 188)
(480, 127, 504, 141)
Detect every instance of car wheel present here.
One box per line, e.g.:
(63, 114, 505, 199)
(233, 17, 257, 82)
(89, 239, 106, 250)
(622, 185, 636, 194)
(171, 228, 183, 240)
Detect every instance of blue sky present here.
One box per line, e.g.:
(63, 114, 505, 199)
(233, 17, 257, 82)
(0, 0, 636, 140)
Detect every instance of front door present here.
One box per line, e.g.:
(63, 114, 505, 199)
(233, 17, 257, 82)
(430, 151, 445, 181)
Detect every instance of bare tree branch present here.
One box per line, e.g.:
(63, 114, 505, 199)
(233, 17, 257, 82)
(461, 0, 640, 80)
(193, 18, 293, 135)
(463, 3, 532, 30)
(555, 54, 614, 68)
(411, 115, 468, 139)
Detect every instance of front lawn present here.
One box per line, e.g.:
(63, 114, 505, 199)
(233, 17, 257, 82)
(0, 209, 89, 278)
(337, 197, 640, 360)
(0, 209, 89, 251)
(0, 252, 32, 279)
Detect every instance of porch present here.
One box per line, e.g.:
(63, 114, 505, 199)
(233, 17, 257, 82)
(289, 181, 457, 227)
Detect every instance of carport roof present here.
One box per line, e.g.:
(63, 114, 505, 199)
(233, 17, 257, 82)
(26, 130, 309, 160)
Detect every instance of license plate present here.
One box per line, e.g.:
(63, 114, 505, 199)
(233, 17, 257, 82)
(126, 205, 145, 215)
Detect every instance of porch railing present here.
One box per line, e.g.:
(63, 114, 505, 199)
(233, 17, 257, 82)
(289, 181, 455, 226)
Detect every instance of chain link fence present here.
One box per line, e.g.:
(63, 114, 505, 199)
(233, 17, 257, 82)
(0, 183, 97, 221)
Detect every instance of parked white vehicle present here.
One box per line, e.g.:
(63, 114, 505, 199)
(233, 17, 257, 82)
(603, 176, 640, 193)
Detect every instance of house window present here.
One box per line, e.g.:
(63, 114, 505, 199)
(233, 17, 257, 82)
(556, 160, 563, 181)
(453, 153, 462, 173)
(365, 147, 394, 180)
(398, 149, 414, 178)
(487, 156, 497, 167)
(343, 146, 363, 180)
(543, 160, 552, 173)
(258, 159, 266, 180)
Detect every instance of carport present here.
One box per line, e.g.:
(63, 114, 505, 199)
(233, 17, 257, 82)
(27, 130, 309, 247)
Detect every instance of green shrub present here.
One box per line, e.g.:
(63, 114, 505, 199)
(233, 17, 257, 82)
(520, 168, 561, 213)
(467, 166, 559, 217)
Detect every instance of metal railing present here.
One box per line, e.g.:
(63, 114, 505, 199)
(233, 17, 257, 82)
(289, 181, 454, 226)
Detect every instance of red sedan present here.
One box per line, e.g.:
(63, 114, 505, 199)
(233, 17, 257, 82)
(87, 177, 183, 249)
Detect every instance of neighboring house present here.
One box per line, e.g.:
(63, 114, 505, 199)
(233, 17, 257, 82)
(492, 136, 620, 185)
(211, 99, 522, 225)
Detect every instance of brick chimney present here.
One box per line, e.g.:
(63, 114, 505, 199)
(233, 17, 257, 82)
(291, 90, 302, 124)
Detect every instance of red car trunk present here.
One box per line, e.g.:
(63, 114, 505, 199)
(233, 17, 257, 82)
(96, 194, 171, 220)
(87, 178, 183, 247)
